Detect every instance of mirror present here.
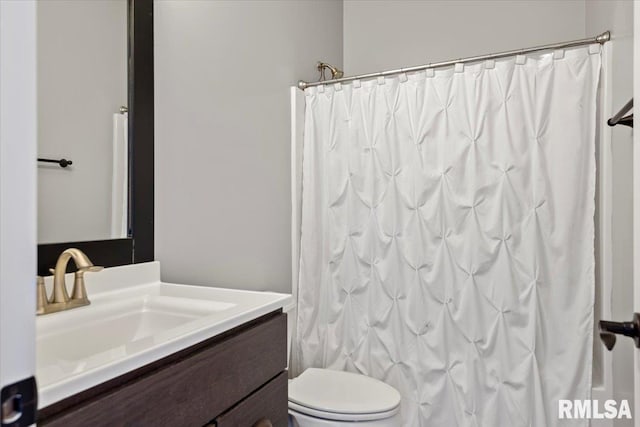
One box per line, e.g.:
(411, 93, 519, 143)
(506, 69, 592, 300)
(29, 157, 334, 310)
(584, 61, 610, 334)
(37, 0, 129, 244)
(36, 0, 154, 276)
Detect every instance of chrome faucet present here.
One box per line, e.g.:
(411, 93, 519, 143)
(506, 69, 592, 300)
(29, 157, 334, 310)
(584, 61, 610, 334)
(37, 248, 103, 315)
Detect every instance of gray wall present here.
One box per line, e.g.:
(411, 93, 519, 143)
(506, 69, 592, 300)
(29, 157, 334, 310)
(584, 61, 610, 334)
(37, 0, 127, 243)
(586, 2, 634, 425)
(343, 0, 585, 75)
(154, 0, 343, 293)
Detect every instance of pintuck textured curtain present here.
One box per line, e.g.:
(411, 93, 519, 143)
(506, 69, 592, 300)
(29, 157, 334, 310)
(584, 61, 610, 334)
(294, 45, 601, 427)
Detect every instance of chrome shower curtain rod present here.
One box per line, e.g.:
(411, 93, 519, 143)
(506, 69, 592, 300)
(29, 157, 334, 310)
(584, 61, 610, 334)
(297, 31, 611, 90)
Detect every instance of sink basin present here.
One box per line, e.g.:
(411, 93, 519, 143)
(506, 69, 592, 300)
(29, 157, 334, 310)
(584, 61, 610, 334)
(38, 295, 234, 368)
(36, 261, 292, 408)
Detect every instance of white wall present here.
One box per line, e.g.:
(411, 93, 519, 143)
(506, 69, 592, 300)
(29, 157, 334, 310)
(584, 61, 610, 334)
(586, 2, 634, 425)
(343, 0, 585, 75)
(37, 0, 127, 244)
(0, 0, 37, 405)
(154, 0, 343, 293)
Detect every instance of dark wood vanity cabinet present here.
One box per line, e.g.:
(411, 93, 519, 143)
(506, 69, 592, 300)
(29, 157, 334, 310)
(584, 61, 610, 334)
(212, 371, 288, 427)
(38, 311, 288, 427)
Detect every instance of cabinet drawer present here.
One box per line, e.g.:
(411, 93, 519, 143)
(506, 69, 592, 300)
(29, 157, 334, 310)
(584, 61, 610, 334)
(40, 312, 287, 427)
(214, 371, 288, 427)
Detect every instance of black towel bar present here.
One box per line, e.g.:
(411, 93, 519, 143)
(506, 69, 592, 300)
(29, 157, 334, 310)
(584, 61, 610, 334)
(38, 158, 73, 168)
(608, 98, 633, 128)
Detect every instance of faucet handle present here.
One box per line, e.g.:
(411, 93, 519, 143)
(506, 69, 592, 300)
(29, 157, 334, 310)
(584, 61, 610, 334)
(36, 276, 48, 315)
(49, 265, 102, 276)
(71, 271, 88, 303)
(79, 266, 103, 273)
(70, 266, 102, 304)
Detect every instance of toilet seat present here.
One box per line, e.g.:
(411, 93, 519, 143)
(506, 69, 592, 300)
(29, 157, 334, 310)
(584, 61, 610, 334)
(288, 368, 401, 422)
(288, 401, 399, 422)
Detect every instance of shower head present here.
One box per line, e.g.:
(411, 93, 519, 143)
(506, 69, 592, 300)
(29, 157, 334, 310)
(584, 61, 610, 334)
(317, 62, 344, 81)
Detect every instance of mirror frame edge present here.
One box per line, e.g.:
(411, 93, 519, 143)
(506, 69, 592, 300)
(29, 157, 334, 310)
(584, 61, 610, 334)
(37, 0, 154, 275)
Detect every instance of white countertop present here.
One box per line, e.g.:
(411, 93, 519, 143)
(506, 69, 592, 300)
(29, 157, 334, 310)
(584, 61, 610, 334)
(36, 261, 292, 409)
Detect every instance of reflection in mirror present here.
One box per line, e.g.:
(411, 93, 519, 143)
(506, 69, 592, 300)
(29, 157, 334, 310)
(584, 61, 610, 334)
(37, 0, 128, 244)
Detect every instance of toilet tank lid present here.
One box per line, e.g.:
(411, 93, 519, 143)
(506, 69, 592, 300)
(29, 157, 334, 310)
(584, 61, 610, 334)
(288, 368, 401, 415)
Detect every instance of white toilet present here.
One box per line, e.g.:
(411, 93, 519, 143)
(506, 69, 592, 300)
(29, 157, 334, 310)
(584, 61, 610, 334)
(286, 305, 402, 426)
(287, 368, 402, 426)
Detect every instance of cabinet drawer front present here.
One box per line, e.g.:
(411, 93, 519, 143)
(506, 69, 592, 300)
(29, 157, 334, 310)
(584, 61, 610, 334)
(41, 312, 287, 427)
(214, 371, 288, 427)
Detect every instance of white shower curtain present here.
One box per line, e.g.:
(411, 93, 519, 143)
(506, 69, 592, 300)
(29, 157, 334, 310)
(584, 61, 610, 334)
(295, 45, 601, 426)
(111, 112, 128, 238)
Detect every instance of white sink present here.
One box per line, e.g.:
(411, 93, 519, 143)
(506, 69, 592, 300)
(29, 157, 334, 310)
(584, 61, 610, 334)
(38, 295, 234, 367)
(36, 262, 292, 408)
